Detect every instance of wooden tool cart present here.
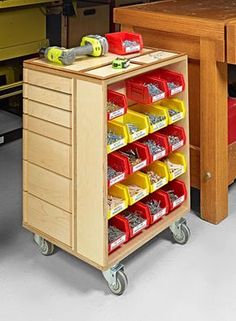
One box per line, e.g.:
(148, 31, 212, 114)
(114, 0, 236, 224)
(23, 48, 190, 294)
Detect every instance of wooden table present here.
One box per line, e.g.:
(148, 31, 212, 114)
(114, 0, 236, 224)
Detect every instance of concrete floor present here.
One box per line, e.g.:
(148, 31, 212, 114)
(0, 139, 236, 321)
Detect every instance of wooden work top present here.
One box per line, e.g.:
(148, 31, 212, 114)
(126, 0, 236, 22)
(114, 0, 236, 64)
(24, 48, 184, 82)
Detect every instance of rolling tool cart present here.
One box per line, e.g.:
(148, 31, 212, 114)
(23, 47, 190, 295)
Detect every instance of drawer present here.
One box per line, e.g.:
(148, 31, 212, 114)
(25, 193, 72, 246)
(24, 69, 72, 94)
(24, 131, 72, 178)
(24, 99, 71, 128)
(24, 161, 72, 212)
(24, 115, 71, 145)
(23, 84, 71, 111)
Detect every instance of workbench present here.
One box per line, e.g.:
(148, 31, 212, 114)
(114, 0, 236, 224)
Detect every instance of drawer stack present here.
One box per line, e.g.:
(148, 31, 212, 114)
(23, 69, 73, 247)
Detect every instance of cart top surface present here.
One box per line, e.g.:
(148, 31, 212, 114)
(118, 0, 236, 22)
(24, 48, 185, 81)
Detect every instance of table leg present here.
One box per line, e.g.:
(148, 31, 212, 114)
(200, 38, 228, 224)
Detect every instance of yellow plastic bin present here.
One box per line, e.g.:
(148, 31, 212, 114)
(120, 171, 149, 205)
(164, 152, 187, 181)
(113, 110, 149, 143)
(129, 103, 168, 133)
(108, 184, 129, 219)
(107, 121, 128, 153)
(159, 98, 186, 124)
(143, 161, 169, 193)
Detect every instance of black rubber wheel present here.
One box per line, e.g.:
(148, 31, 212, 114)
(107, 270, 128, 295)
(173, 224, 190, 245)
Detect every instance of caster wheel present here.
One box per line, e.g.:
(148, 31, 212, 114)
(34, 235, 55, 256)
(172, 224, 190, 245)
(107, 270, 128, 296)
(39, 239, 55, 256)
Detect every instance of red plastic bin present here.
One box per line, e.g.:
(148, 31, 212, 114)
(126, 75, 168, 104)
(108, 216, 129, 253)
(118, 203, 150, 238)
(117, 142, 149, 174)
(107, 89, 128, 121)
(161, 180, 187, 211)
(108, 153, 129, 187)
(159, 125, 186, 153)
(105, 32, 143, 55)
(228, 97, 236, 144)
(139, 133, 169, 163)
(140, 190, 170, 224)
(148, 69, 185, 97)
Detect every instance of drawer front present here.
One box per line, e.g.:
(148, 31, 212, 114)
(24, 99, 71, 128)
(24, 131, 72, 178)
(23, 84, 71, 111)
(24, 161, 72, 212)
(24, 69, 72, 94)
(24, 115, 71, 145)
(26, 193, 72, 246)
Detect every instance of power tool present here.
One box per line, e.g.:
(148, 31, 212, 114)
(39, 35, 109, 66)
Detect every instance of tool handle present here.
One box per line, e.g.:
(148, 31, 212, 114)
(73, 43, 93, 57)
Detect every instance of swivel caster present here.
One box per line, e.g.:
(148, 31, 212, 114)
(33, 234, 55, 256)
(102, 263, 128, 295)
(170, 218, 190, 245)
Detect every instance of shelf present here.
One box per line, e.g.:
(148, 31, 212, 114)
(108, 203, 189, 267)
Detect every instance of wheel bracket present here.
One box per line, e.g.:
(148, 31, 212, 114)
(102, 263, 124, 286)
(170, 217, 186, 236)
(33, 233, 43, 247)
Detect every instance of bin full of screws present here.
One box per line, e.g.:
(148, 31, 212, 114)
(142, 139, 166, 160)
(107, 166, 124, 186)
(108, 195, 124, 212)
(107, 101, 123, 114)
(167, 81, 182, 95)
(168, 133, 184, 151)
(167, 190, 178, 203)
(144, 199, 166, 221)
(122, 40, 140, 53)
(127, 184, 146, 202)
(164, 159, 184, 178)
(143, 82, 165, 102)
(144, 112, 166, 126)
(146, 170, 162, 185)
(108, 226, 126, 252)
(126, 123, 140, 134)
(121, 210, 147, 235)
(107, 130, 123, 145)
(166, 189, 185, 208)
(120, 148, 146, 171)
